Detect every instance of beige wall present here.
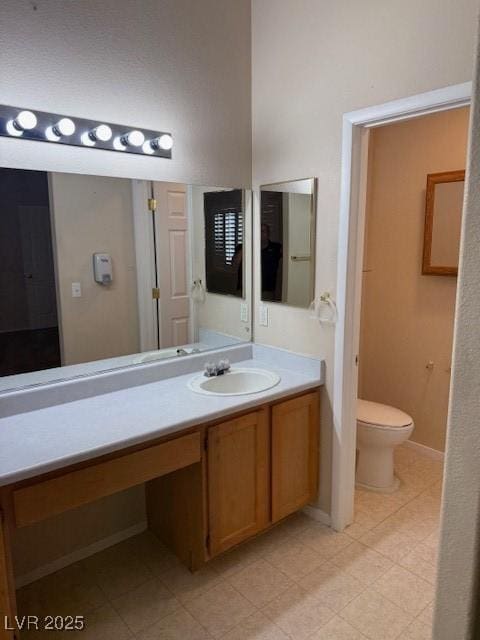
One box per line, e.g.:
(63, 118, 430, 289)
(252, 0, 478, 512)
(50, 173, 140, 365)
(359, 108, 469, 452)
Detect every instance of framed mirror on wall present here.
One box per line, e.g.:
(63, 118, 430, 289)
(260, 178, 317, 308)
(0, 168, 252, 393)
(422, 170, 465, 276)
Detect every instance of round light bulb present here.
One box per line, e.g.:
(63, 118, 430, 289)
(156, 134, 173, 150)
(122, 130, 144, 147)
(91, 124, 112, 142)
(53, 117, 75, 137)
(142, 141, 155, 155)
(6, 120, 23, 136)
(14, 110, 37, 131)
(45, 126, 61, 142)
(81, 132, 96, 147)
(113, 136, 126, 151)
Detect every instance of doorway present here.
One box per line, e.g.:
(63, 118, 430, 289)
(331, 82, 472, 532)
(0, 168, 61, 376)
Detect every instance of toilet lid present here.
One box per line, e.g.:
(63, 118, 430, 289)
(357, 399, 413, 428)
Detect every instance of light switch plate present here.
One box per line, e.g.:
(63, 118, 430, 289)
(259, 303, 268, 327)
(71, 282, 82, 298)
(240, 302, 249, 323)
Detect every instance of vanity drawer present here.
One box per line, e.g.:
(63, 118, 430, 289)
(13, 431, 201, 527)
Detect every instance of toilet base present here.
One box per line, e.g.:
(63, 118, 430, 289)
(356, 475, 400, 494)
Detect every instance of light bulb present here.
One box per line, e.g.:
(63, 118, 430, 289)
(142, 141, 155, 155)
(45, 126, 60, 142)
(6, 120, 23, 136)
(53, 117, 75, 137)
(90, 124, 112, 142)
(121, 130, 144, 147)
(156, 134, 173, 150)
(81, 132, 95, 147)
(113, 136, 126, 151)
(14, 110, 37, 131)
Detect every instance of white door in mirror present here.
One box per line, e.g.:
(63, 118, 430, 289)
(189, 368, 280, 396)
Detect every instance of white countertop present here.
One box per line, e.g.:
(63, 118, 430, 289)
(0, 351, 323, 486)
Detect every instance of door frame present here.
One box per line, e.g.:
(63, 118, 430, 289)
(331, 81, 472, 531)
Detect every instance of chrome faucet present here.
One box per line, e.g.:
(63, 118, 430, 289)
(204, 359, 231, 377)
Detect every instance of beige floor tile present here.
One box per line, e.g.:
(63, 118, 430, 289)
(341, 589, 412, 640)
(81, 551, 152, 600)
(124, 531, 181, 575)
(399, 545, 437, 584)
(262, 537, 327, 579)
(249, 524, 296, 555)
(160, 563, 223, 603)
(331, 541, 392, 585)
(359, 521, 418, 563)
(221, 611, 289, 640)
(209, 540, 264, 578)
(226, 558, 292, 606)
(17, 562, 107, 617)
(274, 512, 316, 536)
(294, 522, 352, 560)
(111, 577, 180, 633)
(298, 560, 365, 612)
(184, 581, 254, 638)
(371, 565, 434, 616)
(79, 603, 133, 640)
(309, 615, 368, 639)
(396, 617, 433, 640)
(262, 584, 335, 640)
(136, 608, 210, 640)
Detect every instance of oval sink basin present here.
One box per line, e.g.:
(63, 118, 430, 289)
(189, 367, 281, 396)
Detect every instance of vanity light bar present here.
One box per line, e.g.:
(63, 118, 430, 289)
(0, 105, 173, 159)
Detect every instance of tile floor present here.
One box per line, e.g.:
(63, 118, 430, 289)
(17, 444, 442, 639)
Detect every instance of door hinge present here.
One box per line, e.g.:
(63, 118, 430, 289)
(152, 287, 160, 299)
(355, 355, 359, 366)
(147, 197, 157, 211)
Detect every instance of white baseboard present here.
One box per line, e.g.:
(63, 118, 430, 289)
(302, 505, 331, 526)
(404, 439, 444, 462)
(16, 521, 147, 588)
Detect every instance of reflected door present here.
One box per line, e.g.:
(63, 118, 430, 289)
(153, 182, 191, 347)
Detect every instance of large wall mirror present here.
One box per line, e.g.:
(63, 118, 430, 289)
(422, 170, 464, 276)
(0, 168, 251, 392)
(260, 178, 316, 308)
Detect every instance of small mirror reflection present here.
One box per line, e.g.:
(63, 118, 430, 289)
(260, 178, 316, 308)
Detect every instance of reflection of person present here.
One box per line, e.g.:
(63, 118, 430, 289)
(231, 243, 243, 295)
(261, 223, 282, 301)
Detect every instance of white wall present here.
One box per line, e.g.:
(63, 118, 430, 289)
(434, 38, 480, 639)
(252, 0, 478, 512)
(2, 0, 251, 579)
(0, 0, 251, 188)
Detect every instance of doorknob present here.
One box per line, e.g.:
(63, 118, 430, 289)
(24, 273, 33, 279)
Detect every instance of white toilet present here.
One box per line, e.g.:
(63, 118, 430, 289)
(356, 399, 414, 493)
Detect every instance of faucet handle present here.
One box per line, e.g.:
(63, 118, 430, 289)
(204, 362, 216, 377)
(219, 359, 231, 372)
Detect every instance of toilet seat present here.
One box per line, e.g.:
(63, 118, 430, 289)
(357, 399, 413, 429)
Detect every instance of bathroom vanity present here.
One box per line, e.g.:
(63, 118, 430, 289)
(0, 346, 323, 639)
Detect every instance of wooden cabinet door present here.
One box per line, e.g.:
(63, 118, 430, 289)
(271, 391, 320, 522)
(208, 409, 269, 556)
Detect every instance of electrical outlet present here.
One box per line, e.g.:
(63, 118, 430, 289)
(240, 302, 248, 323)
(71, 282, 82, 298)
(259, 303, 268, 327)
